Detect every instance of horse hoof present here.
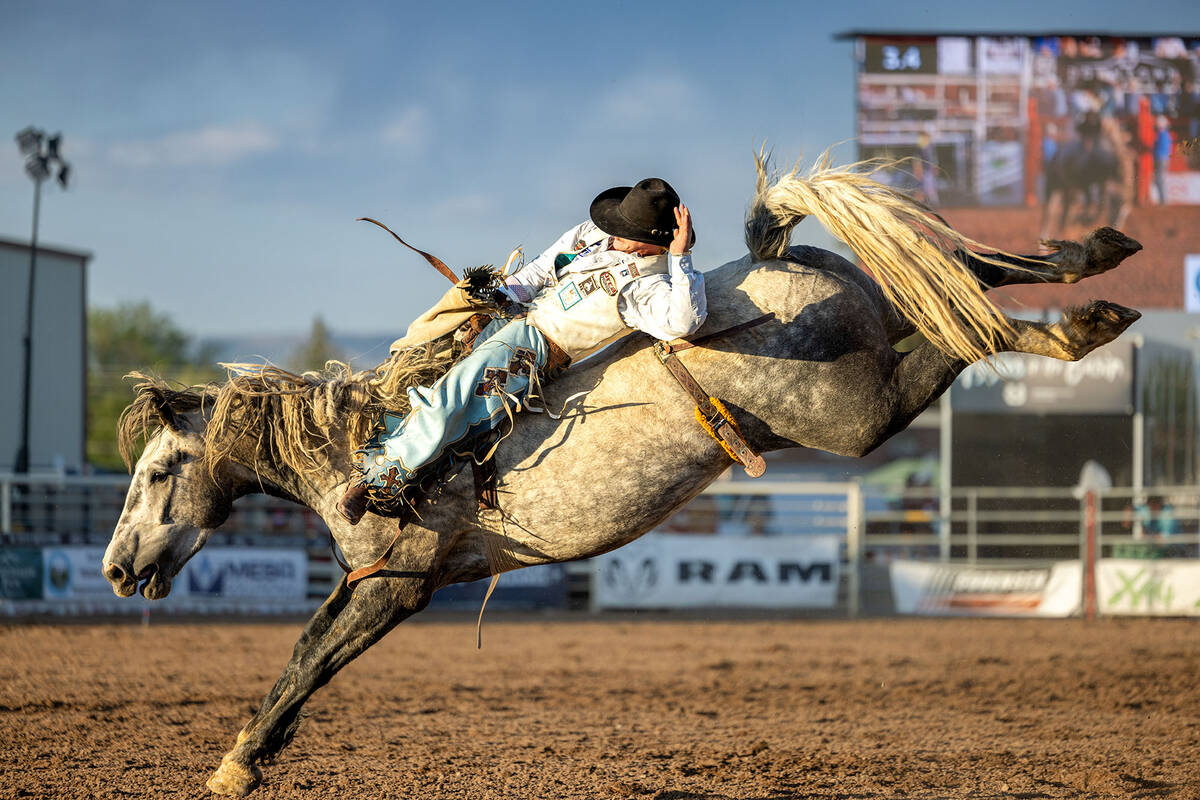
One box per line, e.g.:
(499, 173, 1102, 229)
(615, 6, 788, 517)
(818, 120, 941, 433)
(1085, 227, 1142, 271)
(1061, 300, 1141, 357)
(206, 757, 262, 797)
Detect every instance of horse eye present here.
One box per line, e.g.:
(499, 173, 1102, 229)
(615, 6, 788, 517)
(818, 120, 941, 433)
(149, 471, 168, 484)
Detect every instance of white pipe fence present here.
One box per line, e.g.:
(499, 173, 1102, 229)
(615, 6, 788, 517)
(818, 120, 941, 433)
(2, 473, 1197, 613)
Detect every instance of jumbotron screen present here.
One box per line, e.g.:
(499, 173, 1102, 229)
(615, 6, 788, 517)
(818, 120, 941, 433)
(854, 34, 1200, 209)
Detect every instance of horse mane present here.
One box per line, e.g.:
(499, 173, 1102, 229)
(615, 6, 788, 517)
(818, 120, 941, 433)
(118, 341, 458, 479)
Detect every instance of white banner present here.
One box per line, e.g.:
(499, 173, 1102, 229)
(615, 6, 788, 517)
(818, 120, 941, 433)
(1166, 172, 1200, 205)
(592, 534, 840, 609)
(43, 546, 114, 599)
(182, 548, 307, 599)
(890, 560, 1081, 617)
(41, 546, 307, 601)
(1185, 254, 1200, 313)
(1097, 559, 1200, 616)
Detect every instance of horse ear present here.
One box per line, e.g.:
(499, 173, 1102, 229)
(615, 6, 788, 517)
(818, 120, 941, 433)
(147, 387, 188, 433)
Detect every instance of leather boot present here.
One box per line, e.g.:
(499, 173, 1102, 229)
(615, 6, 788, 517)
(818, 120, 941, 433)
(336, 480, 370, 525)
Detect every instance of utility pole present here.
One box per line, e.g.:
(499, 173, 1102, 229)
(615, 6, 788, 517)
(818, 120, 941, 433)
(13, 127, 71, 474)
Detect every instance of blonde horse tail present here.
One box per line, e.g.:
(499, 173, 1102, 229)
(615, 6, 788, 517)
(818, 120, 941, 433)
(746, 150, 1019, 364)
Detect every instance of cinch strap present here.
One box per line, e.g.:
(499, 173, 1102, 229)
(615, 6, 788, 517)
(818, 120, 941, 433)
(653, 313, 775, 478)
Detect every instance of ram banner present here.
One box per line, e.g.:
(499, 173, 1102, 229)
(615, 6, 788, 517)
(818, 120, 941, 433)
(592, 533, 840, 609)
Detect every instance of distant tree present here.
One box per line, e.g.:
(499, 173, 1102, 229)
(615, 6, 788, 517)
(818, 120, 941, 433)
(288, 316, 345, 372)
(87, 301, 219, 471)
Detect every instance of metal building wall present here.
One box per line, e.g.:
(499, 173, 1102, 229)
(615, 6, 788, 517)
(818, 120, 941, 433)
(0, 238, 89, 473)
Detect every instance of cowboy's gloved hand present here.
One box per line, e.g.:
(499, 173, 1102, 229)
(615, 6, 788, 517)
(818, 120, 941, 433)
(670, 205, 693, 256)
(458, 266, 507, 307)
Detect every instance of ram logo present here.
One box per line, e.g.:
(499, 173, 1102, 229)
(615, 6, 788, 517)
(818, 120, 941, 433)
(602, 557, 658, 600)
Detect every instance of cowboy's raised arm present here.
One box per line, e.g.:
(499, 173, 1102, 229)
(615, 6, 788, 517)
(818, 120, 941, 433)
(621, 206, 706, 340)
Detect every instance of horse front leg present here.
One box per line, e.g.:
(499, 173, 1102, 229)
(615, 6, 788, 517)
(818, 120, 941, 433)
(231, 577, 354, 748)
(205, 572, 430, 797)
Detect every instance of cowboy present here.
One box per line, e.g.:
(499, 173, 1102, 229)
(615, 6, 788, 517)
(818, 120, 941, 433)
(338, 177, 705, 523)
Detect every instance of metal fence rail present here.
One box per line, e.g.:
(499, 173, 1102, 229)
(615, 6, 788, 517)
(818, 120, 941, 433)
(1, 473, 338, 601)
(3, 473, 1197, 615)
(862, 484, 1200, 564)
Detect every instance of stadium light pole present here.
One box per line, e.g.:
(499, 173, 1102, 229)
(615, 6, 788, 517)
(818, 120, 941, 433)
(13, 127, 71, 474)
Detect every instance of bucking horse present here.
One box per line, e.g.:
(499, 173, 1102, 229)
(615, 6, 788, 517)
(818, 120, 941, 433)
(101, 155, 1143, 795)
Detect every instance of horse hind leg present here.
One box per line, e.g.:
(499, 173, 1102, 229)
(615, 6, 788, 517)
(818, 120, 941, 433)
(1006, 300, 1141, 361)
(1040, 226, 1142, 283)
(962, 226, 1141, 289)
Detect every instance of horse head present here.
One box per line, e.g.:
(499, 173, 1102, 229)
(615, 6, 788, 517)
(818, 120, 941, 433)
(102, 387, 240, 600)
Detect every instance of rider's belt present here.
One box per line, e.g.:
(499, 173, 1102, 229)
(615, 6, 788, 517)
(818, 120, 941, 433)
(544, 336, 572, 376)
(653, 313, 774, 478)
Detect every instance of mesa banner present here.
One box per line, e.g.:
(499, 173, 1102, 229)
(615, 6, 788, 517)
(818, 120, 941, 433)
(890, 560, 1081, 617)
(592, 533, 840, 609)
(38, 546, 307, 600)
(182, 548, 307, 599)
(1098, 558, 1200, 616)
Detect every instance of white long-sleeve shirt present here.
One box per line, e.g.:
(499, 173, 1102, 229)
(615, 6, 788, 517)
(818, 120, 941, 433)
(504, 221, 707, 341)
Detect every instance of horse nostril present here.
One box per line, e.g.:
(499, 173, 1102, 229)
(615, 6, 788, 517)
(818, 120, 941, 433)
(103, 562, 127, 584)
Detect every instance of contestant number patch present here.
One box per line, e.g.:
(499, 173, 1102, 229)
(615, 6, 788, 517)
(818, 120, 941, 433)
(558, 281, 582, 310)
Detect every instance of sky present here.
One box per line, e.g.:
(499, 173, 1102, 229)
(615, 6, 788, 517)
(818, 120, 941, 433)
(2, 0, 1197, 343)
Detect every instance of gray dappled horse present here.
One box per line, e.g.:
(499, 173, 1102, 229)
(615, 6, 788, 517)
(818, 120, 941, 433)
(101, 158, 1142, 796)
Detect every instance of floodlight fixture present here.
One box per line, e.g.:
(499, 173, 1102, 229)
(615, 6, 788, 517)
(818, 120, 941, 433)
(15, 126, 42, 156)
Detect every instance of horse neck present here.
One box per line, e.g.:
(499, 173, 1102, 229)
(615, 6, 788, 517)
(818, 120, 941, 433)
(214, 414, 348, 511)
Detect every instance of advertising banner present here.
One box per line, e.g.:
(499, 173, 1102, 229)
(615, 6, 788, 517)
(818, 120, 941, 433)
(592, 534, 840, 609)
(0, 548, 43, 599)
(36, 546, 308, 601)
(890, 560, 1081, 616)
(182, 548, 307, 599)
(43, 546, 113, 599)
(430, 564, 569, 610)
(953, 340, 1133, 414)
(1097, 558, 1200, 616)
(1185, 254, 1200, 313)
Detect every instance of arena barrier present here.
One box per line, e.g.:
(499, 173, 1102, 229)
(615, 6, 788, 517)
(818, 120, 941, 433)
(3, 473, 1199, 617)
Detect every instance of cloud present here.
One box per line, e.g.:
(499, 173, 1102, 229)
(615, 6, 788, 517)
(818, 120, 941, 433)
(380, 107, 431, 152)
(108, 122, 278, 168)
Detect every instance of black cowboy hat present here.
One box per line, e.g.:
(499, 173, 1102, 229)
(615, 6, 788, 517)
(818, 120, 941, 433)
(589, 177, 695, 249)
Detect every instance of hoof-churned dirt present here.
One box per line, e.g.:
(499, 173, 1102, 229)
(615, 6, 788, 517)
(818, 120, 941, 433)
(0, 616, 1197, 799)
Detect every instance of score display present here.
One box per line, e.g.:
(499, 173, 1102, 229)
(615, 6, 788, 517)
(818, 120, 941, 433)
(862, 40, 938, 74)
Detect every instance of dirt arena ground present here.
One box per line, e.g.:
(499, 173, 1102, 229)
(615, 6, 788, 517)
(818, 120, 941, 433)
(0, 616, 1197, 800)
